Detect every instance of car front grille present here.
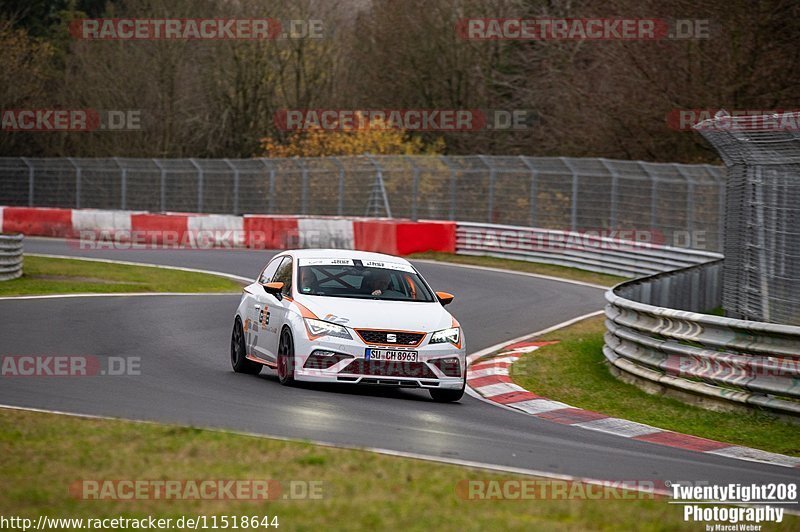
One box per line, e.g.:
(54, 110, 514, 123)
(339, 359, 436, 379)
(355, 329, 424, 346)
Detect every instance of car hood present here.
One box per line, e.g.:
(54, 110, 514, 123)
(294, 294, 455, 332)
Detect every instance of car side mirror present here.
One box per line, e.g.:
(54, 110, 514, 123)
(263, 282, 284, 298)
(436, 291, 454, 306)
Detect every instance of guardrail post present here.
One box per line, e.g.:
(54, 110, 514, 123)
(153, 159, 166, 212)
(560, 157, 579, 231)
(223, 158, 239, 214)
(67, 157, 81, 209)
(189, 158, 204, 213)
(113, 157, 127, 210)
(21, 157, 34, 207)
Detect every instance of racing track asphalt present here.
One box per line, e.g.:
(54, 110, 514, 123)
(1, 237, 798, 493)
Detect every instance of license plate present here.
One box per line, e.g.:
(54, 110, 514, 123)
(365, 348, 419, 362)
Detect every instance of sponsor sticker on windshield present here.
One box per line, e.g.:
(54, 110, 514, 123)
(298, 257, 415, 273)
(361, 260, 416, 273)
(298, 258, 354, 267)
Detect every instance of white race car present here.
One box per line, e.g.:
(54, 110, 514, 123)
(230, 249, 466, 402)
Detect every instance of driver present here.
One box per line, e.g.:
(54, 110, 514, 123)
(367, 269, 392, 296)
(300, 268, 320, 293)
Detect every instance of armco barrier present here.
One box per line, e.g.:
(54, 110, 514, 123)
(455, 222, 719, 277)
(0, 206, 456, 256)
(604, 261, 800, 417)
(0, 233, 23, 281)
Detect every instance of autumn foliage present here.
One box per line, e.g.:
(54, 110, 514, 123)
(260, 114, 444, 158)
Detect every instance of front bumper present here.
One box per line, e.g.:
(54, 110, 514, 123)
(292, 335, 466, 389)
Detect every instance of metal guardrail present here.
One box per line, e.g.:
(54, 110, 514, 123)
(604, 261, 800, 416)
(456, 222, 721, 277)
(0, 233, 23, 281)
(457, 220, 800, 416)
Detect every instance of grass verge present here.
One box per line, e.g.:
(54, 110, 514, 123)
(511, 316, 800, 456)
(0, 256, 243, 296)
(4, 408, 789, 531)
(409, 252, 626, 287)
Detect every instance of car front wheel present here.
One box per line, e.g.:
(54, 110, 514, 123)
(429, 379, 465, 402)
(231, 318, 262, 375)
(277, 327, 295, 385)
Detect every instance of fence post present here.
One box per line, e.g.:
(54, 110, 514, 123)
(67, 157, 81, 209)
(113, 157, 127, 210)
(223, 158, 239, 214)
(406, 155, 419, 221)
(259, 159, 276, 214)
(440, 156, 457, 221)
(153, 159, 166, 212)
(708, 164, 726, 252)
(560, 157, 579, 231)
(520, 156, 538, 227)
(364, 155, 392, 218)
(674, 164, 698, 246)
(478, 155, 495, 223)
(637, 162, 658, 230)
(599, 158, 619, 229)
(189, 158, 204, 213)
(299, 159, 309, 215)
(21, 157, 34, 207)
(332, 157, 345, 216)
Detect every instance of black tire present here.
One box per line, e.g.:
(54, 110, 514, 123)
(277, 327, 295, 385)
(231, 318, 262, 375)
(429, 379, 465, 402)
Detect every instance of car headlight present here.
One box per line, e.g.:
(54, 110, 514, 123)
(304, 318, 352, 339)
(429, 327, 460, 346)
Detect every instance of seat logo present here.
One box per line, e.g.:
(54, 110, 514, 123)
(386, 333, 397, 343)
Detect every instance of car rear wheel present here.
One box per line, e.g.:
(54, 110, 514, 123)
(231, 319, 262, 375)
(277, 327, 295, 385)
(429, 379, 465, 402)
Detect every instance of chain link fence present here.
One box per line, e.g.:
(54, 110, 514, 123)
(0, 155, 725, 251)
(697, 113, 800, 325)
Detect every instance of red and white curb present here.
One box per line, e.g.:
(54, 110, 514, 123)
(467, 341, 800, 470)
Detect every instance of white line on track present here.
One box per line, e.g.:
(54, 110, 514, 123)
(27, 252, 253, 283)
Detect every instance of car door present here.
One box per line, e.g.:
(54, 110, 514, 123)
(255, 255, 294, 362)
(244, 255, 283, 362)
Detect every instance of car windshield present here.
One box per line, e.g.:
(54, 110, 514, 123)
(297, 258, 435, 302)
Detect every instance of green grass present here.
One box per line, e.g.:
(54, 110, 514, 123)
(510, 316, 800, 456)
(4, 408, 790, 532)
(0, 256, 243, 296)
(409, 252, 626, 287)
